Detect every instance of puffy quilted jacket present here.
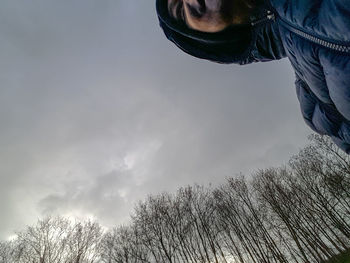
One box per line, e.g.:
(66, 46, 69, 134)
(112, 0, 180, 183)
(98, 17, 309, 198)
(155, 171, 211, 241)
(157, 0, 350, 153)
(270, 0, 350, 153)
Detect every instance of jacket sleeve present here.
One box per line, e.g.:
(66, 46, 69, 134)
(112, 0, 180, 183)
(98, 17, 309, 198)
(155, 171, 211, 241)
(295, 74, 350, 154)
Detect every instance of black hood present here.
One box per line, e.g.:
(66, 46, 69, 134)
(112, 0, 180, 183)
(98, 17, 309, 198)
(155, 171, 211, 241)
(156, 0, 286, 64)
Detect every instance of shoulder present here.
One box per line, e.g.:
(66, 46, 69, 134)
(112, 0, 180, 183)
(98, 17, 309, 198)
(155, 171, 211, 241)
(271, 0, 350, 43)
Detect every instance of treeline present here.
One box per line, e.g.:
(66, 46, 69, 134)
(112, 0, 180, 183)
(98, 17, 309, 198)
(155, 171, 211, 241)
(1, 135, 349, 263)
(0, 217, 103, 263)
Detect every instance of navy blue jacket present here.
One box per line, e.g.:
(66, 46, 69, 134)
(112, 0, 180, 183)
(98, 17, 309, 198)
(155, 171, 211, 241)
(157, 0, 350, 153)
(270, 0, 350, 153)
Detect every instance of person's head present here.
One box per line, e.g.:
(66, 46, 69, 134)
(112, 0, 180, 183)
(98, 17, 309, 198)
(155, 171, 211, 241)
(156, 0, 258, 64)
(167, 0, 258, 32)
(156, 0, 285, 64)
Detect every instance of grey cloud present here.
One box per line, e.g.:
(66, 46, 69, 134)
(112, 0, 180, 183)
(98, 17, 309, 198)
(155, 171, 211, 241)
(38, 170, 135, 226)
(0, 0, 310, 239)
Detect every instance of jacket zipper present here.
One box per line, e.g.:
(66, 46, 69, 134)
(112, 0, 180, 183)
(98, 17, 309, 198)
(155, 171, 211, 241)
(251, 10, 275, 26)
(278, 17, 350, 54)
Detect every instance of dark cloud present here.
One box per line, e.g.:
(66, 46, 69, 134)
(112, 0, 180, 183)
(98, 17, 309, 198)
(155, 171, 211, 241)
(38, 170, 135, 226)
(0, 0, 309, 239)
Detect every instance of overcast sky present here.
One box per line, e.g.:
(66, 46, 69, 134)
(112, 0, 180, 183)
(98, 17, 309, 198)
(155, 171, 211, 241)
(0, 0, 310, 239)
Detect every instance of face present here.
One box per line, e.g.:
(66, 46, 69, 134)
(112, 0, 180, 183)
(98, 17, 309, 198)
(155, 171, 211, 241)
(168, 0, 253, 32)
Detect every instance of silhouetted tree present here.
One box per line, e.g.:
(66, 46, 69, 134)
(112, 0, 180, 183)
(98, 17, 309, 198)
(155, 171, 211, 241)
(2, 134, 349, 263)
(7, 217, 103, 263)
(0, 241, 12, 263)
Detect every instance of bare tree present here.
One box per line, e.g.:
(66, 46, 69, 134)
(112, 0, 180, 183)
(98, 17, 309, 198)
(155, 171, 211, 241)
(0, 241, 13, 263)
(3, 134, 349, 263)
(132, 193, 181, 263)
(100, 135, 350, 263)
(12, 217, 70, 263)
(65, 220, 103, 263)
(101, 225, 150, 263)
(9, 216, 103, 263)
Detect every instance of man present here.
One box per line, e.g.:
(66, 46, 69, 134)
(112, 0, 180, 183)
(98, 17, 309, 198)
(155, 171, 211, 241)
(156, 0, 350, 153)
